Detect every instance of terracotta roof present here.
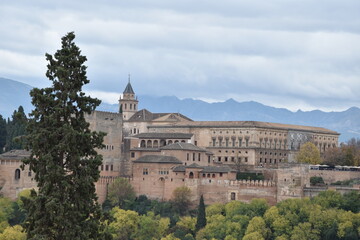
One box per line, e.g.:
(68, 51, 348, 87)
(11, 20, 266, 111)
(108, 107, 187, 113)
(149, 121, 339, 135)
(0, 149, 30, 160)
(161, 142, 206, 152)
(133, 155, 182, 164)
(133, 132, 193, 139)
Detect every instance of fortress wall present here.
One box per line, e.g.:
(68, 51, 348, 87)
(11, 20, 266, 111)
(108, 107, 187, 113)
(309, 170, 360, 184)
(0, 159, 37, 200)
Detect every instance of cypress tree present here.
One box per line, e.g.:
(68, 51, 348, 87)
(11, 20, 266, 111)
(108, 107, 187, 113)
(0, 114, 6, 153)
(196, 195, 206, 231)
(22, 32, 106, 240)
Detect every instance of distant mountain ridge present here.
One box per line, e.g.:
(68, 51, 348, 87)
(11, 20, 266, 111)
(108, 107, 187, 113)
(1, 78, 359, 142)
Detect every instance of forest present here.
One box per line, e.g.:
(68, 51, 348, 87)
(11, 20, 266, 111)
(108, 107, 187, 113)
(1, 186, 360, 240)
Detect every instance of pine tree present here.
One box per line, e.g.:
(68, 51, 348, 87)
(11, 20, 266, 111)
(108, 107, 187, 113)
(196, 195, 206, 230)
(22, 32, 106, 240)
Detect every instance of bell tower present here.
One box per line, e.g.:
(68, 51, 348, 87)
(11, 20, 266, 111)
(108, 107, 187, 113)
(119, 75, 138, 120)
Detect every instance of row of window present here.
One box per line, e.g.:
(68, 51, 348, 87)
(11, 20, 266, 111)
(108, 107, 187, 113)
(259, 151, 287, 156)
(259, 158, 282, 164)
(105, 145, 114, 151)
(14, 169, 32, 180)
(212, 137, 249, 147)
(140, 139, 186, 148)
(187, 152, 202, 161)
(219, 150, 248, 154)
(121, 103, 137, 111)
(100, 164, 114, 171)
(217, 156, 248, 163)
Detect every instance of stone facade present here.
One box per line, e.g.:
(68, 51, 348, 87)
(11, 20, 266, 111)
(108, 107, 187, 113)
(2, 81, 356, 207)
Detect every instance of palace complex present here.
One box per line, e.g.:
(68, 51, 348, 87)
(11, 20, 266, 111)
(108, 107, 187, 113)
(1, 81, 359, 205)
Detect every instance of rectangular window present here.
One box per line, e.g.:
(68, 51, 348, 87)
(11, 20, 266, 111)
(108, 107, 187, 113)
(198, 153, 201, 161)
(131, 152, 135, 158)
(218, 156, 221, 162)
(193, 153, 195, 161)
(239, 138, 242, 147)
(110, 165, 113, 171)
(187, 153, 189, 161)
(212, 138, 216, 147)
(245, 157, 248, 163)
(143, 168, 148, 175)
(105, 165, 109, 171)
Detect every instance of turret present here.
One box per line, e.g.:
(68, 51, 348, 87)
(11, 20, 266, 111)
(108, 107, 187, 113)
(119, 75, 138, 120)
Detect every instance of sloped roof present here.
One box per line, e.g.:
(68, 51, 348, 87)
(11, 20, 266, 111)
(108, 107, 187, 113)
(127, 109, 193, 122)
(149, 121, 339, 135)
(187, 163, 202, 168)
(133, 132, 193, 139)
(172, 165, 186, 172)
(161, 142, 206, 152)
(133, 155, 182, 164)
(123, 82, 135, 94)
(0, 149, 30, 160)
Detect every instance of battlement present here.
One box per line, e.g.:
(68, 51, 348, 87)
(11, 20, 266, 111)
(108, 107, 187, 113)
(185, 178, 276, 187)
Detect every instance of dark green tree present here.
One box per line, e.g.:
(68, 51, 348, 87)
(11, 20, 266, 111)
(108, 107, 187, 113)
(22, 32, 106, 240)
(0, 115, 6, 153)
(5, 106, 27, 151)
(195, 195, 206, 231)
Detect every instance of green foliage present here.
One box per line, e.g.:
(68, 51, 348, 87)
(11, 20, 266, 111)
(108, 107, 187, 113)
(296, 142, 322, 164)
(310, 176, 324, 186)
(312, 190, 344, 209)
(135, 212, 170, 240)
(108, 178, 135, 208)
(196, 195, 206, 231)
(205, 203, 224, 217)
(342, 191, 360, 213)
(172, 186, 192, 216)
(0, 115, 6, 153)
(4, 106, 27, 151)
(236, 172, 264, 180)
(0, 225, 26, 240)
(108, 207, 139, 240)
(22, 32, 106, 240)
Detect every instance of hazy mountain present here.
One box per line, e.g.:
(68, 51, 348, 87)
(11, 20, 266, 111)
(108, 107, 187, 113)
(99, 95, 360, 142)
(1, 78, 359, 142)
(0, 77, 33, 118)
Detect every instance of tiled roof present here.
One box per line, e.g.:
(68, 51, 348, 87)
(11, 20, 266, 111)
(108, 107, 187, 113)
(133, 132, 193, 139)
(187, 163, 202, 168)
(149, 121, 339, 135)
(161, 142, 206, 152)
(127, 109, 193, 122)
(0, 150, 30, 160)
(172, 165, 186, 172)
(130, 148, 161, 152)
(133, 155, 182, 164)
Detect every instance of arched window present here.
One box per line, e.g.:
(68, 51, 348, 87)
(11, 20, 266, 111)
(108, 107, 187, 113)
(168, 140, 173, 145)
(231, 192, 236, 200)
(189, 172, 194, 179)
(147, 140, 152, 148)
(15, 169, 21, 180)
(153, 140, 159, 148)
(212, 173, 216, 178)
(160, 139, 166, 147)
(140, 140, 146, 148)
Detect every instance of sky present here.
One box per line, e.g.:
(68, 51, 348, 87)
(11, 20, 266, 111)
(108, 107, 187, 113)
(0, 0, 359, 112)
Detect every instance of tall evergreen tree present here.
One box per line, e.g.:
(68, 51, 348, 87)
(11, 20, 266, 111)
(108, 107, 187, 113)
(0, 115, 6, 153)
(22, 32, 106, 240)
(196, 195, 206, 230)
(5, 106, 27, 151)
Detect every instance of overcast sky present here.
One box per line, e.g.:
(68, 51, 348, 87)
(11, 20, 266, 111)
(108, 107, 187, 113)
(1, 1, 359, 111)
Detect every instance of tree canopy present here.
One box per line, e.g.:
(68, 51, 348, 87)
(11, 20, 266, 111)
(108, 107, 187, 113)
(296, 142, 322, 164)
(22, 32, 106, 240)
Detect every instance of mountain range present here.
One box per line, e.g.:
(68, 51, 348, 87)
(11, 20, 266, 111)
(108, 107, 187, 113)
(1, 77, 359, 142)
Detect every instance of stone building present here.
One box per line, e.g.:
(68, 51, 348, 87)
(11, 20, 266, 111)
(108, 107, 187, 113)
(1, 80, 355, 206)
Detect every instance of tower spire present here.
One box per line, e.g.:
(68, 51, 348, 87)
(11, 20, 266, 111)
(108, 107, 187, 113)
(128, 73, 130, 83)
